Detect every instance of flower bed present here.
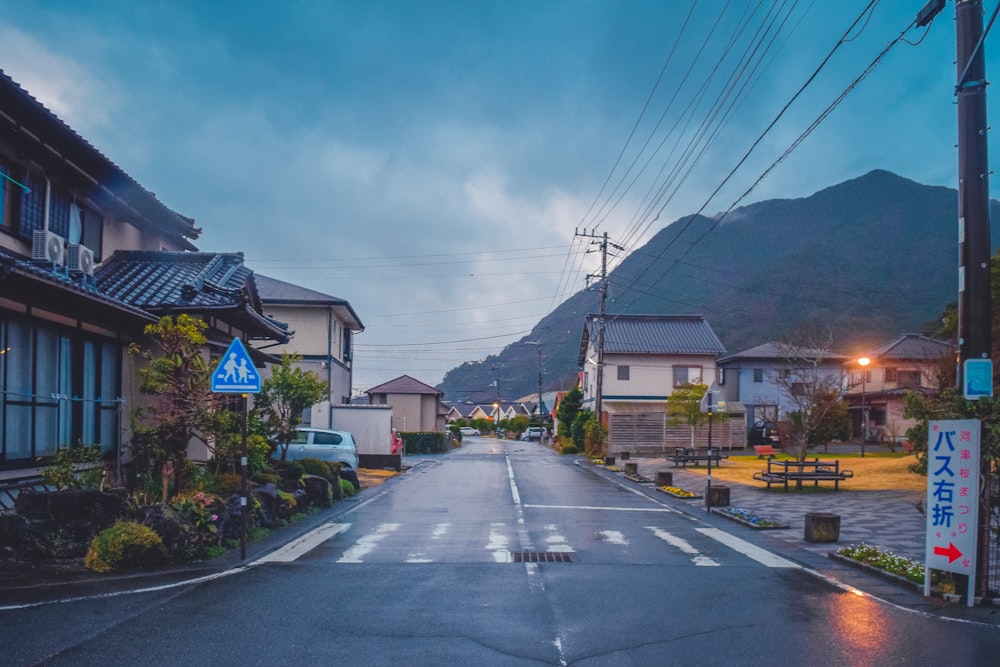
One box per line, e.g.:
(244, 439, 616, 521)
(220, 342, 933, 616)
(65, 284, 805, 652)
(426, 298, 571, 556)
(657, 485, 701, 499)
(605, 465, 622, 472)
(831, 542, 961, 594)
(712, 506, 788, 529)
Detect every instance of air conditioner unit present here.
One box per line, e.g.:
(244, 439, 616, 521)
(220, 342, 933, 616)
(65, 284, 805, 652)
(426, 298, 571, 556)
(66, 243, 96, 276)
(32, 229, 66, 266)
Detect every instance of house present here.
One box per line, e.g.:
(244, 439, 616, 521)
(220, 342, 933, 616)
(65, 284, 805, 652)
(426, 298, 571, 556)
(0, 69, 285, 477)
(365, 375, 447, 432)
(717, 341, 847, 434)
(577, 314, 736, 453)
(253, 274, 364, 427)
(845, 333, 953, 443)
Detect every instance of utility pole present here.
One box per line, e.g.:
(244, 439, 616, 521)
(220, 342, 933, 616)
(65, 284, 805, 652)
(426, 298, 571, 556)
(527, 341, 544, 427)
(919, 0, 992, 600)
(576, 230, 624, 430)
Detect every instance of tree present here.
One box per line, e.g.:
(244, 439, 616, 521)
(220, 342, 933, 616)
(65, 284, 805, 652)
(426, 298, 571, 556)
(129, 314, 223, 497)
(665, 383, 723, 448)
(770, 339, 849, 462)
(257, 353, 329, 461)
(556, 385, 583, 439)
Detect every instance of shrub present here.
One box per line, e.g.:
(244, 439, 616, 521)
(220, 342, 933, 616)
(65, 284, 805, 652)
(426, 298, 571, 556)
(339, 477, 357, 498)
(298, 457, 334, 479)
(401, 432, 448, 454)
(252, 471, 281, 486)
(560, 443, 579, 455)
(205, 472, 243, 497)
(85, 521, 166, 572)
(41, 445, 103, 490)
(171, 491, 224, 547)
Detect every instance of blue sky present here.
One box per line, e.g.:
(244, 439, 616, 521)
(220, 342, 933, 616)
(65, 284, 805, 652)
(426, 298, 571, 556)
(1, 1, 994, 393)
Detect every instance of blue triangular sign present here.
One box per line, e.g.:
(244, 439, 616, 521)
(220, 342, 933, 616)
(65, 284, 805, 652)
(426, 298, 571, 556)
(212, 338, 261, 393)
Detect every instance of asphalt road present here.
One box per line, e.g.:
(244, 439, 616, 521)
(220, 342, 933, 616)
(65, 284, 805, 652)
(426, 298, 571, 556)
(3, 437, 1000, 666)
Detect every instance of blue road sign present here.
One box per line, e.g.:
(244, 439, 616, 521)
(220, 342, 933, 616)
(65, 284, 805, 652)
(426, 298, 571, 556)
(212, 338, 261, 393)
(964, 359, 993, 400)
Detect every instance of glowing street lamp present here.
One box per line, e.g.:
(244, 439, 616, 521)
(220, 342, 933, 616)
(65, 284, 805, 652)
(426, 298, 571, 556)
(858, 357, 870, 458)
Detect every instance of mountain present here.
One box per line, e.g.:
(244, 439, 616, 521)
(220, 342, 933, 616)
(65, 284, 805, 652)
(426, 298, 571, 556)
(437, 170, 1000, 402)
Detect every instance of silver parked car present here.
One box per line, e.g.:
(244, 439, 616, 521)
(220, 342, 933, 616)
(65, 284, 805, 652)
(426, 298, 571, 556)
(280, 428, 359, 470)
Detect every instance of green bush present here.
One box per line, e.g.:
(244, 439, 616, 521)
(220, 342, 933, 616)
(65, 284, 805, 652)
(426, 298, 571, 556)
(204, 472, 242, 496)
(252, 471, 281, 486)
(560, 443, 579, 455)
(85, 521, 166, 573)
(41, 445, 103, 490)
(401, 432, 448, 454)
(298, 457, 333, 479)
(339, 477, 357, 497)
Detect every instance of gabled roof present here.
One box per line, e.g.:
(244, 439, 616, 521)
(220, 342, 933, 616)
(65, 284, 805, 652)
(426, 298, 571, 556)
(860, 333, 952, 362)
(0, 69, 199, 249)
(366, 374, 443, 396)
(95, 250, 289, 342)
(718, 341, 848, 365)
(255, 274, 364, 331)
(578, 314, 725, 364)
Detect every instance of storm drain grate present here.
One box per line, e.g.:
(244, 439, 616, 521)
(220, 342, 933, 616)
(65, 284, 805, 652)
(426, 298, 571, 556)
(513, 551, 573, 563)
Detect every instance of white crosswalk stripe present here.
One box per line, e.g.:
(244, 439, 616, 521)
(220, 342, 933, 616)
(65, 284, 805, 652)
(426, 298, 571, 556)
(274, 520, 794, 569)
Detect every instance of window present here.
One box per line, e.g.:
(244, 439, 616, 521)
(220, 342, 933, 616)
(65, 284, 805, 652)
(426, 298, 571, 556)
(617, 365, 630, 381)
(897, 370, 922, 386)
(673, 366, 701, 387)
(884, 368, 897, 383)
(779, 368, 791, 379)
(0, 313, 121, 467)
(48, 186, 71, 238)
(18, 170, 44, 239)
(753, 368, 764, 383)
(790, 382, 806, 397)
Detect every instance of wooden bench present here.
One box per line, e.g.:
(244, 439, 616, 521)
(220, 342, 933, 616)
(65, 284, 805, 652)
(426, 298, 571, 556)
(753, 445, 777, 459)
(668, 447, 728, 468)
(752, 458, 853, 492)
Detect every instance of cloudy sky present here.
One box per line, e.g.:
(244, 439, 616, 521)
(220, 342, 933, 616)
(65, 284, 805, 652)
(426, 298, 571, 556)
(2, 1, 995, 392)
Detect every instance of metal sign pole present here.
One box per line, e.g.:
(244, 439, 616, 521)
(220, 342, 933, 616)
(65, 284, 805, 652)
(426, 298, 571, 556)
(241, 393, 248, 560)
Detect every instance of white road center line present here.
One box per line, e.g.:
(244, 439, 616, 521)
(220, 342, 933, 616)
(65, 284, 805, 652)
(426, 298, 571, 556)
(696, 527, 800, 568)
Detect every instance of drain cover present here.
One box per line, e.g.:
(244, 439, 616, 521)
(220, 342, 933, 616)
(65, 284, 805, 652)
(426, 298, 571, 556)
(512, 551, 572, 563)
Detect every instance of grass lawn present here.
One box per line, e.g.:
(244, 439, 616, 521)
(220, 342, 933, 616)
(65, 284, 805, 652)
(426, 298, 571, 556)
(682, 452, 926, 492)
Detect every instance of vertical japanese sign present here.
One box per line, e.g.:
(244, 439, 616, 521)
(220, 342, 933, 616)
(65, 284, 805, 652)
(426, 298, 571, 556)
(924, 419, 980, 605)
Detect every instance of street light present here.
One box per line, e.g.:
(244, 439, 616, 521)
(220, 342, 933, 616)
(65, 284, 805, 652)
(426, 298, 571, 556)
(493, 401, 500, 437)
(858, 357, 870, 458)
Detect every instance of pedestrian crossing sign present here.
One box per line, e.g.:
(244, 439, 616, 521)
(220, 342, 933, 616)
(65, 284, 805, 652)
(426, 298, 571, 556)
(211, 338, 261, 393)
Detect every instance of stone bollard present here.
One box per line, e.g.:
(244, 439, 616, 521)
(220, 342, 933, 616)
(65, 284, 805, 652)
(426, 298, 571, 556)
(624, 462, 638, 476)
(804, 512, 841, 543)
(620, 451, 631, 460)
(706, 485, 730, 507)
(656, 471, 673, 487)
(604, 456, 616, 466)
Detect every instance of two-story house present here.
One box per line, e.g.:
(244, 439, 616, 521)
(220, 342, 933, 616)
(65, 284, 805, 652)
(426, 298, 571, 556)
(0, 69, 287, 476)
(845, 333, 953, 443)
(577, 314, 736, 454)
(253, 275, 364, 428)
(717, 341, 848, 435)
(365, 375, 447, 432)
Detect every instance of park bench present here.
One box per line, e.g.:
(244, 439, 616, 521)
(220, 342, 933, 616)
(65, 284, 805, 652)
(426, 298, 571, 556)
(753, 445, 777, 459)
(901, 441, 915, 454)
(752, 458, 853, 492)
(668, 447, 728, 468)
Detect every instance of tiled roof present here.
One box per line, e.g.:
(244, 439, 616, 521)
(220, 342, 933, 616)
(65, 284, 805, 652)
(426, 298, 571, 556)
(718, 341, 848, 365)
(366, 375, 442, 396)
(96, 251, 288, 342)
(0, 247, 156, 327)
(862, 334, 952, 361)
(579, 314, 725, 363)
(0, 69, 199, 248)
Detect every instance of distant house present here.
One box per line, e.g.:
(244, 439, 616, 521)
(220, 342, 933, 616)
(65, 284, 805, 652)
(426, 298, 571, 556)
(717, 341, 847, 432)
(366, 375, 447, 432)
(845, 333, 952, 443)
(577, 314, 736, 453)
(253, 275, 364, 427)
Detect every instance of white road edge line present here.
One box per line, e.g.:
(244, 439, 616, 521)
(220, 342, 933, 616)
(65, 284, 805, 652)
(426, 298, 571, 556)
(255, 523, 351, 563)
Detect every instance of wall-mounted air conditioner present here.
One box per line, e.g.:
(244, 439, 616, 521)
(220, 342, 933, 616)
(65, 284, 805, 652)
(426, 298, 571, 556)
(66, 243, 96, 276)
(32, 229, 66, 266)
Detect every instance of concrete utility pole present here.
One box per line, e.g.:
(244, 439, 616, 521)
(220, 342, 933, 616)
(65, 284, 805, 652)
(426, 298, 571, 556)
(576, 230, 623, 426)
(922, 0, 994, 599)
(955, 0, 993, 602)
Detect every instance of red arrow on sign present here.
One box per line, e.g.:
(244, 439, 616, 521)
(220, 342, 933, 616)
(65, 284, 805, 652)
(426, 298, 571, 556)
(933, 542, 963, 563)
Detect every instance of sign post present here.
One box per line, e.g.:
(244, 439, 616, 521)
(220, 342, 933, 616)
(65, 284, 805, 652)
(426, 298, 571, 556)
(211, 338, 261, 560)
(924, 419, 980, 606)
(700, 383, 725, 514)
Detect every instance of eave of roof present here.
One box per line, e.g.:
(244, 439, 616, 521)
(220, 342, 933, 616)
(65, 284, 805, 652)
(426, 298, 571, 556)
(254, 274, 364, 331)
